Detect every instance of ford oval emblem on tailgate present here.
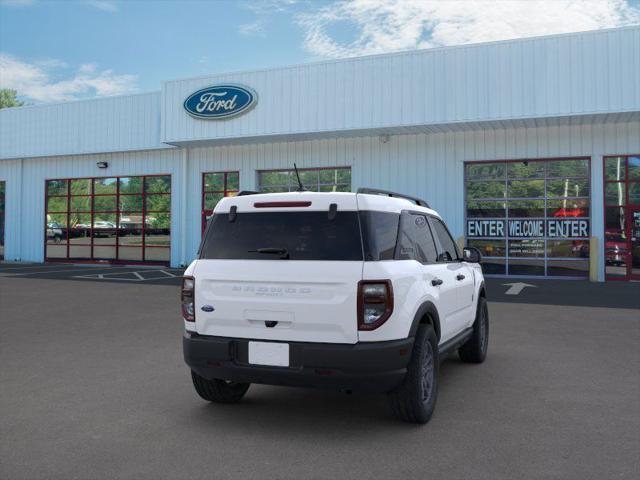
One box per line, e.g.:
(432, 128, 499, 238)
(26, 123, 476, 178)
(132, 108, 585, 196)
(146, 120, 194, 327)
(201, 305, 215, 312)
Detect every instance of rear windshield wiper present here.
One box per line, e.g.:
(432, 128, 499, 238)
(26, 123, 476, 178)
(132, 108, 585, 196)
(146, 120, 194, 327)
(248, 247, 290, 259)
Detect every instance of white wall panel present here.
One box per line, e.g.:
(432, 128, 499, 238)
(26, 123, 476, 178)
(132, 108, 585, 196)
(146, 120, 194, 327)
(0, 92, 168, 160)
(2, 116, 638, 279)
(163, 27, 640, 145)
(0, 149, 183, 265)
(0, 159, 22, 261)
(182, 120, 640, 280)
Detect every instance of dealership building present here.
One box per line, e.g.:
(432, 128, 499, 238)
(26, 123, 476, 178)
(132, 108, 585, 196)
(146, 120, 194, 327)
(1, 26, 639, 281)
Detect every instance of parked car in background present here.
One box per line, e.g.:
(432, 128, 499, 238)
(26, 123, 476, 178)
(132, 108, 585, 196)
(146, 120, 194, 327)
(46, 222, 64, 243)
(92, 221, 116, 237)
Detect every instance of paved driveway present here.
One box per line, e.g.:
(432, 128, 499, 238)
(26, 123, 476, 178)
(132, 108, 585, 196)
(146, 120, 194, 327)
(0, 271, 638, 480)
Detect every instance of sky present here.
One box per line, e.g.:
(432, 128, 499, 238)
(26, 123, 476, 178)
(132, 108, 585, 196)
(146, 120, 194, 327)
(1, 0, 639, 104)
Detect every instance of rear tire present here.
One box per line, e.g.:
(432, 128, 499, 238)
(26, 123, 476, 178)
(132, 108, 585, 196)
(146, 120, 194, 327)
(191, 371, 250, 403)
(388, 324, 438, 424)
(458, 296, 489, 363)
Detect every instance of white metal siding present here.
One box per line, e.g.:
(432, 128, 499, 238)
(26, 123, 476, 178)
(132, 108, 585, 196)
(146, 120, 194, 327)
(0, 149, 183, 265)
(1, 123, 638, 278)
(0, 92, 168, 160)
(0, 159, 22, 261)
(182, 121, 640, 280)
(163, 27, 640, 144)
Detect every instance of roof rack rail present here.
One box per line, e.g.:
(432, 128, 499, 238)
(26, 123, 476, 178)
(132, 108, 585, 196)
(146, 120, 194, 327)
(236, 190, 260, 196)
(357, 188, 430, 208)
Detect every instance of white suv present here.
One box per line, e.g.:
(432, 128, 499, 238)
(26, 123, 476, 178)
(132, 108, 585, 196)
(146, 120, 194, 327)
(182, 188, 488, 424)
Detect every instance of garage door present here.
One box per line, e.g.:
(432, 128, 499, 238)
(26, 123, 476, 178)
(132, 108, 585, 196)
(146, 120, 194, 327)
(45, 175, 171, 264)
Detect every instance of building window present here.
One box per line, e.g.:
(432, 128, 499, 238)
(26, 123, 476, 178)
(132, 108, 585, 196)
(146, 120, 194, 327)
(258, 167, 351, 193)
(0, 181, 5, 260)
(603, 155, 640, 280)
(45, 175, 171, 264)
(465, 158, 591, 277)
(202, 171, 239, 231)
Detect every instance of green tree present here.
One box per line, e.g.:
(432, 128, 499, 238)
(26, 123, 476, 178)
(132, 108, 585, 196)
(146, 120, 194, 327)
(0, 89, 24, 109)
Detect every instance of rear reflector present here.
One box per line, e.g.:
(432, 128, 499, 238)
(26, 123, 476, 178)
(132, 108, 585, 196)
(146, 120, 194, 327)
(254, 201, 312, 208)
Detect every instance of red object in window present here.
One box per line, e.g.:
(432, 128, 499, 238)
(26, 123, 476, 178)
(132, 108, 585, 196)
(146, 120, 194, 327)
(603, 154, 640, 281)
(553, 207, 585, 217)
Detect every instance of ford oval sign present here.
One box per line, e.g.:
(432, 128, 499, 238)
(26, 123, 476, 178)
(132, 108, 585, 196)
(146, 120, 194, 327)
(183, 84, 257, 120)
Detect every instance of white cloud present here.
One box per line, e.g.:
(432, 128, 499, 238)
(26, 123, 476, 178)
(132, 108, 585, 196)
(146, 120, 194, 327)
(238, 19, 267, 36)
(238, 0, 299, 36)
(297, 0, 640, 58)
(0, 53, 138, 103)
(242, 0, 298, 15)
(34, 58, 69, 69)
(78, 63, 97, 74)
(83, 0, 118, 13)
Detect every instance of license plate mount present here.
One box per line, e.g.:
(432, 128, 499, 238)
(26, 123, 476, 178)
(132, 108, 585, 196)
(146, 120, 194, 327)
(248, 341, 290, 367)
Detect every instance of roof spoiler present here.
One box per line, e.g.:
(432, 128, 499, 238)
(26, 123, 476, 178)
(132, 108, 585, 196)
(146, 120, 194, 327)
(357, 188, 430, 208)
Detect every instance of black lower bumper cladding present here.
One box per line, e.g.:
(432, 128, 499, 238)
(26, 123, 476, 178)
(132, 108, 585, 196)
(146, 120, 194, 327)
(183, 332, 414, 393)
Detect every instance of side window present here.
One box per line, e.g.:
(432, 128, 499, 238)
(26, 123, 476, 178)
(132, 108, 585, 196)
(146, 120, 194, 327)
(360, 211, 400, 261)
(431, 217, 459, 262)
(396, 213, 438, 263)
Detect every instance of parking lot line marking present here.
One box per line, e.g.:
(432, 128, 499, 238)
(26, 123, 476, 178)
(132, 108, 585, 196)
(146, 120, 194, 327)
(139, 275, 181, 282)
(72, 274, 140, 281)
(0, 265, 73, 272)
(502, 282, 537, 295)
(0, 267, 130, 277)
(70, 269, 181, 282)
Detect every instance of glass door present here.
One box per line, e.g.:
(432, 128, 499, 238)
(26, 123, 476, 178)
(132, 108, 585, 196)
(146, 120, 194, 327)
(631, 208, 640, 280)
(604, 155, 640, 281)
(0, 181, 5, 260)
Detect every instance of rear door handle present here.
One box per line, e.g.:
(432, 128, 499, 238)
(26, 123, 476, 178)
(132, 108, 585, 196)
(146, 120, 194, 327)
(431, 278, 443, 286)
(456, 274, 466, 281)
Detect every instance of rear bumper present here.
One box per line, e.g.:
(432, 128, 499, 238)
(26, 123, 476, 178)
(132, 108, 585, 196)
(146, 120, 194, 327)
(183, 332, 414, 393)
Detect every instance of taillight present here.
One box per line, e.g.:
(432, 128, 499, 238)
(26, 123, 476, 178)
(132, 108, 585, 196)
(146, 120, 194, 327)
(357, 280, 393, 330)
(181, 276, 195, 322)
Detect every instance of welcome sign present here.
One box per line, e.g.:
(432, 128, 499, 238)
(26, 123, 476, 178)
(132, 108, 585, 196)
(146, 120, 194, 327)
(467, 219, 590, 238)
(184, 84, 257, 119)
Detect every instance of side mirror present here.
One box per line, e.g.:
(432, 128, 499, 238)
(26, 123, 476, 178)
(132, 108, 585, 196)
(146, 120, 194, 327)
(462, 247, 482, 264)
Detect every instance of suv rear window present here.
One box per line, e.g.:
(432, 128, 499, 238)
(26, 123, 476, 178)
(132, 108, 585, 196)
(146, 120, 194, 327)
(200, 211, 363, 261)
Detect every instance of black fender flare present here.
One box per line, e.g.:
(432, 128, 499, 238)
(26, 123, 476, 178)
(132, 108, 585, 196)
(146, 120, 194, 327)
(478, 280, 486, 299)
(408, 301, 441, 341)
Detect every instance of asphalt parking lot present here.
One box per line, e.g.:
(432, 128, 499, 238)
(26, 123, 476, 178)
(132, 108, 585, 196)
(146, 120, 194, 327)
(0, 263, 184, 285)
(0, 264, 638, 480)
